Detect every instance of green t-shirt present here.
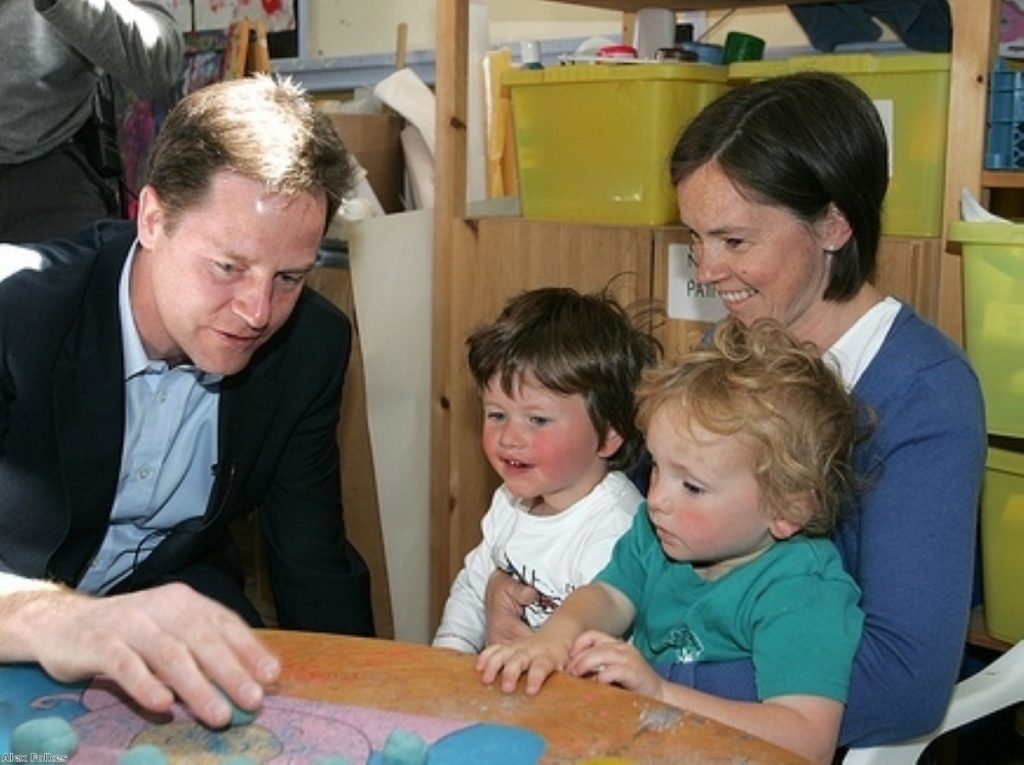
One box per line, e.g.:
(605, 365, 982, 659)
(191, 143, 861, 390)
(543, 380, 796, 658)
(596, 504, 864, 702)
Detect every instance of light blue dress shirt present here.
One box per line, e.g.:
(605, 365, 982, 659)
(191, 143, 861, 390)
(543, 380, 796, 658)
(77, 242, 222, 594)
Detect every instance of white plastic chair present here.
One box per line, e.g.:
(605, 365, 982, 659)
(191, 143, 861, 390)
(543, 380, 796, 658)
(843, 639, 1024, 764)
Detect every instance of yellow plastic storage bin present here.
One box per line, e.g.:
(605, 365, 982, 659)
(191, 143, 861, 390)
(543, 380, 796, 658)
(729, 53, 950, 237)
(981, 444, 1024, 643)
(948, 220, 1024, 438)
(504, 64, 731, 225)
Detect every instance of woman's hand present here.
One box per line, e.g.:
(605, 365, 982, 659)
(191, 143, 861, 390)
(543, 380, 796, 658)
(483, 569, 536, 646)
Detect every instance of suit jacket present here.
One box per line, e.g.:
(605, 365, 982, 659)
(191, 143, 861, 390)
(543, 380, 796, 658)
(0, 221, 374, 636)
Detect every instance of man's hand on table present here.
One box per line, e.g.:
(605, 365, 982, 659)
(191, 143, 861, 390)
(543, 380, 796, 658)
(0, 580, 280, 728)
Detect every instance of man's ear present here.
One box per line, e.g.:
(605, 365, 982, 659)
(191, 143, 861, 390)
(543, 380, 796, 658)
(135, 186, 165, 249)
(597, 428, 624, 460)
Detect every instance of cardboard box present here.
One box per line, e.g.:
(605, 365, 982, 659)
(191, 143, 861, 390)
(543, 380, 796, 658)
(327, 113, 405, 214)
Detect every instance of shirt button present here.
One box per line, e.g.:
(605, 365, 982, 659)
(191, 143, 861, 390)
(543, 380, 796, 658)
(139, 467, 151, 480)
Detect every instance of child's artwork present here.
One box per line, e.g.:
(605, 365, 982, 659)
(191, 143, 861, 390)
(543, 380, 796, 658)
(0, 665, 545, 764)
(1001, 0, 1024, 57)
(118, 96, 172, 219)
(195, 0, 295, 35)
(183, 29, 230, 90)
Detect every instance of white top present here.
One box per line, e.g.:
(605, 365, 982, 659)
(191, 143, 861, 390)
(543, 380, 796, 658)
(432, 470, 641, 653)
(826, 295, 901, 388)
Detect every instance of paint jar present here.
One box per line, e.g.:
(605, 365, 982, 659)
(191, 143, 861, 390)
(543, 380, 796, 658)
(656, 47, 698, 62)
(679, 41, 725, 65)
(596, 44, 639, 62)
(520, 40, 543, 70)
(633, 7, 676, 60)
(723, 31, 765, 64)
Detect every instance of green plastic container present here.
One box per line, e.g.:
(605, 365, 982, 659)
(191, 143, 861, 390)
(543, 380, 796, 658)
(981, 445, 1024, 643)
(729, 53, 950, 237)
(948, 220, 1024, 438)
(504, 63, 731, 225)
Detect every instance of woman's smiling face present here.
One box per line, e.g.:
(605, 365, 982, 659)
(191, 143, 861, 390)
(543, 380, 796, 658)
(676, 161, 837, 341)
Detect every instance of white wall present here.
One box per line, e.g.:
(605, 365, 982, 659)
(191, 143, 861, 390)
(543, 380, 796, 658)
(305, 1, 905, 60)
(307, 0, 620, 59)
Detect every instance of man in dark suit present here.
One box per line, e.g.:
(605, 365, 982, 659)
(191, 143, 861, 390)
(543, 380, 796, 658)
(0, 75, 373, 728)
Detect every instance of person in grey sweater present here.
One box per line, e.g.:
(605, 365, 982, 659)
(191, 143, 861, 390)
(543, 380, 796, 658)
(0, 0, 184, 243)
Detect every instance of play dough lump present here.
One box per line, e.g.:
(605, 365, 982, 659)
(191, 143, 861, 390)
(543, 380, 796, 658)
(381, 728, 428, 765)
(214, 685, 257, 726)
(116, 744, 170, 765)
(11, 716, 78, 758)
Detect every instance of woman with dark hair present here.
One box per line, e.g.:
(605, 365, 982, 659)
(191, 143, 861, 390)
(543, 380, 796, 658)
(485, 71, 985, 750)
(665, 70, 985, 748)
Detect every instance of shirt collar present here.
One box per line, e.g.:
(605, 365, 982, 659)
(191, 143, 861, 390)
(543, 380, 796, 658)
(118, 241, 223, 386)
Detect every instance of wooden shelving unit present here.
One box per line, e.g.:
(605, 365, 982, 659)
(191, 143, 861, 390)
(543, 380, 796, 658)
(430, 0, 999, 629)
(983, 170, 1024, 190)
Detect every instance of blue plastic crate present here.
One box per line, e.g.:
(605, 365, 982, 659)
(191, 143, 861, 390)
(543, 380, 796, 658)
(987, 59, 1024, 169)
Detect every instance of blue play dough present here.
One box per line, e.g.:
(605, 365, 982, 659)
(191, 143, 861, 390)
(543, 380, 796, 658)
(213, 686, 257, 727)
(11, 716, 78, 757)
(116, 744, 170, 765)
(381, 728, 428, 765)
(0, 666, 88, 755)
(430, 723, 545, 764)
(312, 757, 353, 765)
(366, 723, 544, 765)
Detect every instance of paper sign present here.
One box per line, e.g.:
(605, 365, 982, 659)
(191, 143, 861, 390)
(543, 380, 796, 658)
(666, 243, 729, 323)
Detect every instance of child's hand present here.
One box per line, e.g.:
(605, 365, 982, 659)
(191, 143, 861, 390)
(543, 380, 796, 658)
(475, 636, 569, 695)
(567, 630, 665, 699)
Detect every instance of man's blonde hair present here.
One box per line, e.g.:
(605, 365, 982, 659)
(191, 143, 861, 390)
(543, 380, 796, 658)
(146, 75, 353, 233)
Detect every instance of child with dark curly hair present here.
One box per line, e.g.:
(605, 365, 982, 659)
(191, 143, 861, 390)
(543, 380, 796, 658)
(433, 287, 660, 654)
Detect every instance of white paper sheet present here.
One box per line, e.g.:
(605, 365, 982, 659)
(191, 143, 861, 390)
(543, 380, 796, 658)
(345, 209, 434, 644)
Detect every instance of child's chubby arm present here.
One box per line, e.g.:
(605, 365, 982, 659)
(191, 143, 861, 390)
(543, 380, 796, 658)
(475, 582, 634, 695)
(657, 684, 843, 765)
(567, 631, 841, 764)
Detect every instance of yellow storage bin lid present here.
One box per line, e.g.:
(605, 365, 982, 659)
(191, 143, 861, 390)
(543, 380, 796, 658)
(728, 52, 950, 80)
(989, 444, 1024, 475)
(504, 62, 729, 87)
(948, 219, 1024, 245)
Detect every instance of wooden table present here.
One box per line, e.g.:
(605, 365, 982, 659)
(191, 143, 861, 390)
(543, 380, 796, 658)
(261, 630, 806, 764)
